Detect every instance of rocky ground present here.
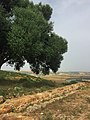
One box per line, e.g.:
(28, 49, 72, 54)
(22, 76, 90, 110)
(0, 81, 90, 120)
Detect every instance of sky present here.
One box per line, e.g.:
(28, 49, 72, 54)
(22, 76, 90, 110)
(2, 0, 90, 72)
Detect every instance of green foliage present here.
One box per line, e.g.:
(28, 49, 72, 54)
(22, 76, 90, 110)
(21, 78, 56, 88)
(0, 0, 68, 74)
(0, 89, 6, 96)
(0, 0, 29, 12)
(0, 5, 10, 67)
(37, 2, 53, 21)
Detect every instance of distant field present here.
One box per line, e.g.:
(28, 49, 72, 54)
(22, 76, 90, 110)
(41, 73, 90, 83)
(19, 70, 90, 83)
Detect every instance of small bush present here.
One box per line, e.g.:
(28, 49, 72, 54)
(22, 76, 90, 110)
(0, 89, 7, 97)
(42, 112, 53, 120)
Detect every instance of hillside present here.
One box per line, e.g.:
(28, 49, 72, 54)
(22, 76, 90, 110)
(0, 70, 57, 99)
(0, 70, 90, 120)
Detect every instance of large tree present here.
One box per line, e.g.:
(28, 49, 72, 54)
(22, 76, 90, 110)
(0, 0, 68, 74)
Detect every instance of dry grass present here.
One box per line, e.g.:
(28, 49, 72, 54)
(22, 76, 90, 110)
(32, 84, 90, 120)
(41, 74, 90, 83)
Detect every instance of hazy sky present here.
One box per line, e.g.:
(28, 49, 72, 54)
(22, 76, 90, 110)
(2, 0, 90, 72)
(32, 0, 90, 72)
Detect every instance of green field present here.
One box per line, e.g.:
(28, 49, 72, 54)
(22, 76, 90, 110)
(0, 70, 57, 99)
(0, 70, 79, 100)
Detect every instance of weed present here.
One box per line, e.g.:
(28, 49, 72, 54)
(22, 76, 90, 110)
(42, 112, 53, 120)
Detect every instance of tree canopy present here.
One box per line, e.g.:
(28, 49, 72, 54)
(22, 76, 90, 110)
(0, 0, 68, 74)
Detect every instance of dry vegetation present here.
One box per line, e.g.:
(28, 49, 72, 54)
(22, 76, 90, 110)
(41, 73, 90, 83)
(0, 70, 90, 120)
(34, 84, 90, 120)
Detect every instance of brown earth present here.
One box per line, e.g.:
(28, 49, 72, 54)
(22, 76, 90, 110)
(0, 82, 90, 120)
(41, 74, 90, 83)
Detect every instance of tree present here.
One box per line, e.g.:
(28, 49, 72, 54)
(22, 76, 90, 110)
(0, 0, 68, 74)
(36, 2, 52, 21)
(0, 5, 11, 68)
(0, 0, 30, 68)
(0, 0, 30, 12)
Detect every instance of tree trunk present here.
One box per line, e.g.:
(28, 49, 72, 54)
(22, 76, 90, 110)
(0, 56, 9, 70)
(0, 62, 3, 69)
(0, 49, 10, 69)
(0, 50, 10, 70)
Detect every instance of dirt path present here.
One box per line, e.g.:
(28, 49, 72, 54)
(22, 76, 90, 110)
(0, 82, 88, 120)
